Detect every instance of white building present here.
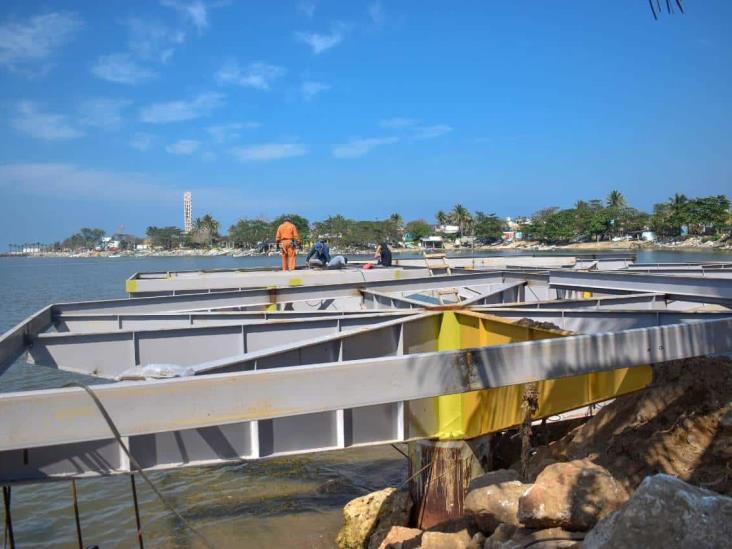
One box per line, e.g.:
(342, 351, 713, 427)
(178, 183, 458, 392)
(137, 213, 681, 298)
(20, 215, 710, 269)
(183, 192, 192, 233)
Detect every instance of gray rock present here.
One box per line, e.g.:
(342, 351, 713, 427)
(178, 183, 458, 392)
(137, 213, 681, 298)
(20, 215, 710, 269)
(492, 527, 583, 549)
(467, 469, 520, 492)
(335, 487, 413, 549)
(420, 530, 472, 548)
(583, 474, 732, 549)
(464, 480, 531, 534)
(517, 459, 629, 531)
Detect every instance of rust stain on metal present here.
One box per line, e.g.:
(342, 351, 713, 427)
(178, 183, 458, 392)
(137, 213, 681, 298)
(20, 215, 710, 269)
(452, 350, 477, 388)
(267, 287, 278, 305)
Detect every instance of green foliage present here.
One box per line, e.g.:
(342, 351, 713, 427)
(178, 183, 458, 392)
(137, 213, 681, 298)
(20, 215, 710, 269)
(313, 215, 401, 247)
(404, 219, 432, 241)
(650, 194, 730, 236)
(228, 218, 271, 247)
(146, 226, 182, 249)
(62, 227, 106, 250)
(189, 214, 220, 247)
(473, 211, 503, 240)
(450, 203, 473, 236)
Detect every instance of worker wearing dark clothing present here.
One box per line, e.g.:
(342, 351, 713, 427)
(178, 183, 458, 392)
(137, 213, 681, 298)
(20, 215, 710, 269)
(306, 241, 331, 267)
(375, 242, 392, 267)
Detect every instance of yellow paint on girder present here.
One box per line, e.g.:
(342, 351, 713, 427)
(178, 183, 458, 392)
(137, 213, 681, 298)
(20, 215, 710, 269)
(583, 291, 593, 299)
(125, 279, 137, 294)
(288, 278, 303, 287)
(428, 311, 652, 440)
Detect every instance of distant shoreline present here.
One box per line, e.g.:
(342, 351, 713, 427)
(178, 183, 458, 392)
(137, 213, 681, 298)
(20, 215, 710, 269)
(3, 238, 731, 258)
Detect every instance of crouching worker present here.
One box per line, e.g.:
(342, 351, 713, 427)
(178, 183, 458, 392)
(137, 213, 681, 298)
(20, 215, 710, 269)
(306, 240, 330, 268)
(275, 217, 300, 271)
(326, 255, 348, 269)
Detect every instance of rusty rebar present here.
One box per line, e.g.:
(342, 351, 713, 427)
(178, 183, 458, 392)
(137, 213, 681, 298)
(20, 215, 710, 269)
(130, 474, 144, 549)
(3, 486, 15, 549)
(70, 480, 83, 549)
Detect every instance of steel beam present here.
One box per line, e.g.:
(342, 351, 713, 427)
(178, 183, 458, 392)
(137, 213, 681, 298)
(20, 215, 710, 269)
(477, 309, 732, 333)
(54, 309, 413, 333)
(27, 312, 419, 377)
(53, 271, 508, 315)
(549, 270, 732, 302)
(0, 306, 53, 376)
(1, 317, 730, 457)
(126, 267, 433, 297)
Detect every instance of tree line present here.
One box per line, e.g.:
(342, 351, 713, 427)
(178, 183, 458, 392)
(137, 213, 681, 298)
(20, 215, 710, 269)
(55, 191, 730, 250)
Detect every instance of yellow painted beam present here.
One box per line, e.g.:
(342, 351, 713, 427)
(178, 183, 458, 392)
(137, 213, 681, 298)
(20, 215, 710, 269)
(427, 310, 652, 440)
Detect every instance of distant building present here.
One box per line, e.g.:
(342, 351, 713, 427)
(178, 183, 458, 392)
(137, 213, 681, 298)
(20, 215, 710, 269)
(183, 192, 192, 233)
(435, 224, 460, 235)
(421, 236, 444, 249)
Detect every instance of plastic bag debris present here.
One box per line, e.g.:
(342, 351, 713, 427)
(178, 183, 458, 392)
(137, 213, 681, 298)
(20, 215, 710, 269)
(117, 363, 195, 381)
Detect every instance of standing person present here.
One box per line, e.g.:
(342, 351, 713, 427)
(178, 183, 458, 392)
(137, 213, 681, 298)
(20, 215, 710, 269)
(305, 240, 330, 268)
(275, 217, 300, 271)
(374, 242, 392, 267)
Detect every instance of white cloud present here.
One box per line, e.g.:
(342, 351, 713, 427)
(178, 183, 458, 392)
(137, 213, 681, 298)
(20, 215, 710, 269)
(206, 122, 259, 143)
(79, 98, 131, 129)
(302, 81, 330, 101)
(231, 143, 308, 162)
(295, 27, 344, 54)
(380, 117, 418, 129)
(332, 137, 397, 159)
(12, 101, 83, 141)
(216, 61, 285, 90)
(0, 12, 82, 72)
(126, 18, 185, 63)
(412, 124, 452, 140)
(161, 0, 209, 32)
(368, 2, 384, 24)
(166, 139, 200, 155)
(130, 132, 155, 151)
(379, 118, 453, 140)
(139, 92, 224, 123)
(0, 163, 180, 203)
(92, 53, 156, 84)
(297, 2, 316, 18)
(0, 163, 281, 213)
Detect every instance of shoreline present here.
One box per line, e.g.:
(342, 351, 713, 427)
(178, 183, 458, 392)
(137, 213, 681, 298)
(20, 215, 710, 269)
(2, 238, 731, 258)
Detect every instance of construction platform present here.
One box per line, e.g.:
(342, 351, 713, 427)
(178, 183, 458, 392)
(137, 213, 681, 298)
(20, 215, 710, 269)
(1, 255, 732, 485)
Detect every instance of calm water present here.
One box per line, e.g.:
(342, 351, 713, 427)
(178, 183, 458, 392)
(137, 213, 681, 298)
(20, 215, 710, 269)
(1, 249, 731, 548)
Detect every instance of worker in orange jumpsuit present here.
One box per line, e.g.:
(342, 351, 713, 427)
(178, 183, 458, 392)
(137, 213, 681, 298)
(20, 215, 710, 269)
(275, 217, 300, 271)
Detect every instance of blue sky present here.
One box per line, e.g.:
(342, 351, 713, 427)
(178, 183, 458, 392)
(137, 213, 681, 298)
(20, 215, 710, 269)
(0, 1, 730, 244)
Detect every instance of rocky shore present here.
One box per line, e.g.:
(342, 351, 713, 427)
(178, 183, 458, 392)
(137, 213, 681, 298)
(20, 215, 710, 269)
(335, 356, 732, 548)
(4, 235, 732, 259)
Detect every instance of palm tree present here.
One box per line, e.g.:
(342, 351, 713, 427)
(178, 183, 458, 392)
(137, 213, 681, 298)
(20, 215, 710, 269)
(451, 204, 473, 237)
(436, 210, 448, 226)
(574, 200, 589, 210)
(606, 190, 626, 209)
(194, 214, 220, 247)
(668, 193, 689, 235)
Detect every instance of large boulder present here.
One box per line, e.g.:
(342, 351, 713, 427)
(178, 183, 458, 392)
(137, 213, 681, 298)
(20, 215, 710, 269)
(464, 480, 530, 534)
(466, 469, 519, 491)
(336, 487, 413, 549)
(583, 474, 732, 549)
(487, 527, 583, 549)
(484, 524, 517, 548)
(376, 526, 422, 549)
(518, 459, 628, 531)
(419, 530, 472, 548)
